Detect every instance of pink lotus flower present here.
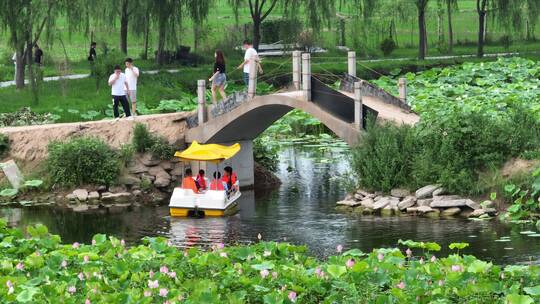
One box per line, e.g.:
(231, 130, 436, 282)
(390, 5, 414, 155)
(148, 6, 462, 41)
(183, 251, 188, 257)
(92, 288, 97, 294)
(68, 286, 76, 294)
(257, 233, 262, 240)
(149, 270, 155, 278)
(168, 271, 176, 279)
(167, 240, 173, 247)
(160, 266, 169, 274)
(451, 265, 462, 272)
(35, 251, 41, 256)
(396, 281, 405, 289)
(405, 248, 412, 257)
(272, 271, 278, 279)
(430, 255, 437, 263)
(15, 262, 24, 271)
(83, 255, 89, 263)
(85, 299, 91, 304)
(159, 288, 168, 297)
(61, 260, 67, 268)
(419, 258, 424, 264)
(500, 273, 505, 279)
(164, 301, 170, 304)
(6, 280, 14, 295)
(220, 252, 228, 258)
(260, 269, 269, 278)
(346, 259, 355, 268)
(336, 245, 343, 253)
(377, 253, 384, 262)
(217, 243, 225, 249)
(78, 272, 85, 281)
(315, 267, 322, 276)
(263, 250, 271, 257)
(120, 239, 125, 246)
(288, 291, 297, 302)
(148, 280, 159, 289)
(438, 280, 444, 286)
(144, 290, 152, 297)
(91, 239, 96, 246)
(72, 242, 80, 249)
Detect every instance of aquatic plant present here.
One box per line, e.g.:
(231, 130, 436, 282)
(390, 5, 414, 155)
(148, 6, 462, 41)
(1, 220, 540, 303)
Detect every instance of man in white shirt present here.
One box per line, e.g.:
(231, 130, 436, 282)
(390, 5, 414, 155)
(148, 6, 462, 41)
(108, 65, 132, 120)
(124, 58, 140, 116)
(237, 39, 263, 88)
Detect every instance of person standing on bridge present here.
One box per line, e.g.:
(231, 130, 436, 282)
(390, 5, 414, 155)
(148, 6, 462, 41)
(108, 65, 132, 120)
(237, 39, 263, 88)
(209, 50, 227, 103)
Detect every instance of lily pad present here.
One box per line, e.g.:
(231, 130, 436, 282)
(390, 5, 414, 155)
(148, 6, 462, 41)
(0, 188, 18, 197)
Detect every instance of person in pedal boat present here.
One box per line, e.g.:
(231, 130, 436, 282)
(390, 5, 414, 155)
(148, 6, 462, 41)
(222, 166, 239, 193)
(209, 172, 226, 191)
(196, 169, 208, 191)
(181, 168, 199, 193)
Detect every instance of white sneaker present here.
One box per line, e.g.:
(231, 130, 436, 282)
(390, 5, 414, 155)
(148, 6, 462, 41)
(114, 118, 120, 122)
(126, 116, 134, 121)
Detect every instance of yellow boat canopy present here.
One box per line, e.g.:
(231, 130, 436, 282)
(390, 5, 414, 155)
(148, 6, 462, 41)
(174, 141, 241, 163)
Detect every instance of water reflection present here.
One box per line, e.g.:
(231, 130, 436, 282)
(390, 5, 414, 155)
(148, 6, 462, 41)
(1, 144, 540, 265)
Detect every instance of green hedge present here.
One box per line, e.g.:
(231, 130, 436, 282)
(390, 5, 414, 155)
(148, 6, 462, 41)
(47, 137, 120, 187)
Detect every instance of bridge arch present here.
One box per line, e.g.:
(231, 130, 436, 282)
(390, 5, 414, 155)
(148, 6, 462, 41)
(185, 92, 361, 145)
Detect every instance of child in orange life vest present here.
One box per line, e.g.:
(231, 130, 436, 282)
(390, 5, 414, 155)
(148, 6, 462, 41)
(181, 168, 199, 193)
(196, 169, 207, 191)
(222, 166, 239, 192)
(209, 171, 226, 191)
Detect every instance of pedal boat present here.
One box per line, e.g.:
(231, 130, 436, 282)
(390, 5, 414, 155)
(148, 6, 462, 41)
(169, 141, 241, 217)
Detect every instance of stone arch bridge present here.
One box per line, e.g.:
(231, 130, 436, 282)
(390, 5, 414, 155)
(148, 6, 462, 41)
(184, 52, 419, 187)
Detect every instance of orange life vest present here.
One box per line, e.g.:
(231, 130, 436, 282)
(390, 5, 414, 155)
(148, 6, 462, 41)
(181, 177, 198, 193)
(209, 179, 225, 191)
(222, 172, 238, 189)
(196, 174, 207, 190)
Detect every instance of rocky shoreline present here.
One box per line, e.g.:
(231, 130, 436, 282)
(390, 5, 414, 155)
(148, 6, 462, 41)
(337, 185, 497, 219)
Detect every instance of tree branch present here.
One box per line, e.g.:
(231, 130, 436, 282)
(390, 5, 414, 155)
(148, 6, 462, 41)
(261, 0, 279, 21)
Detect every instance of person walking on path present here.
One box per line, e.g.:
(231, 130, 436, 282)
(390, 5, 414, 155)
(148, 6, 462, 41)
(108, 65, 132, 120)
(11, 52, 17, 82)
(237, 40, 263, 88)
(34, 44, 44, 81)
(88, 42, 97, 61)
(209, 50, 227, 103)
(124, 58, 140, 115)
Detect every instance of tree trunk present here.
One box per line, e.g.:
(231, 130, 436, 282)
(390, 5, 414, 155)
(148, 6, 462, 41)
(447, 0, 453, 53)
(156, 19, 167, 65)
(339, 19, 346, 46)
(142, 16, 150, 60)
(477, 11, 486, 58)
(26, 39, 38, 105)
(418, 9, 427, 60)
(120, 1, 129, 54)
(253, 17, 261, 51)
(15, 47, 26, 89)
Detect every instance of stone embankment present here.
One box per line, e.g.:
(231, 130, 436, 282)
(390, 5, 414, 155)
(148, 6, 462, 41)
(336, 185, 497, 219)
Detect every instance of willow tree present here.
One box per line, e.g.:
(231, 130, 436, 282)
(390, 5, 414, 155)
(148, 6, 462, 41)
(97, 0, 142, 54)
(438, 0, 457, 53)
(524, 0, 540, 40)
(131, 1, 153, 59)
(229, 0, 336, 50)
(414, 0, 430, 60)
(151, 0, 183, 65)
(185, 0, 212, 50)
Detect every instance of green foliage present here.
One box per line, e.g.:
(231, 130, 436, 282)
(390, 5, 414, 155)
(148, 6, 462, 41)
(132, 123, 154, 153)
(0, 188, 18, 197)
(118, 144, 135, 166)
(352, 120, 415, 192)
(0, 107, 59, 127)
(93, 51, 126, 89)
(47, 137, 120, 187)
(499, 35, 512, 50)
(261, 18, 303, 44)
(132, 123, 174, 160)
(504, 167, 540, 220)
(254, 136, 279, 172)
(1, 223, 540, 303)
(23, 179, 43, 188)
(137, 97, 197, 115)
(380, 37, 397, 57)
(0, 133, 8, 158)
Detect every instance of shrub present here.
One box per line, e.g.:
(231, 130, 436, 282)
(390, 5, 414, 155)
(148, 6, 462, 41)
(254, 136, 279, 172)
(352, 119, 415, 192)
(499, 35, 512, 50)
(0, 133, 8, 158)
(149, 136, 174, 160)
(380, 38, 397, 57)
(132, 123, 174, 160)
(47, 137, 120, 187)
(119, 143, 135, 166)
(133, 123, 154, 153)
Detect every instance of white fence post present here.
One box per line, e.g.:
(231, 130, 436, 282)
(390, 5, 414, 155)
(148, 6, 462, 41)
(248, 55, 258, 99)
(292, 51, 302, 90)
(302, 53, 311, 101)
(354, 81, 363, 130)
(398, 78, 407, 102)
(197, 80, 207, 123)
(348, 51, 356, 78)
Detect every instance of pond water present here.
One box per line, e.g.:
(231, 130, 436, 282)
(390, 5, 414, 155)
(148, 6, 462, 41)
(1, 143, 540, 265)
